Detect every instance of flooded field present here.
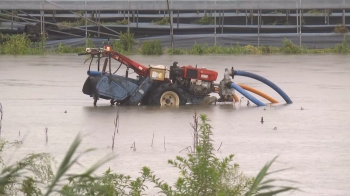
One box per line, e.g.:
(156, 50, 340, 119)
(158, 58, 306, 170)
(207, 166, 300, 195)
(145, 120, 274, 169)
(0, 54, 350, 195)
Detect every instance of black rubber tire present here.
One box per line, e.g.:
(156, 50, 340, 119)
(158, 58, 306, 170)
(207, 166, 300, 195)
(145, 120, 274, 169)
(150, 83, 187, 106)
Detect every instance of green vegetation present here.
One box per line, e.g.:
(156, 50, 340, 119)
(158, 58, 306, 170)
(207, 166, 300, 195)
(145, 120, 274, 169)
(57, 18, 95, 28)
(116, 19, 129, 25)
(1, 32, 349, 55)
(110, 31, 135, 54)
(0, 114, 297, 195)
(152, 17, 170, 25)
(141, 40, 163, 55)
(0, 33, 47, 55)
(306, 9, 332, 16)
(193, 13, 214, 25)
(166, 37, 349, 55)
(334, 24, 349, 34)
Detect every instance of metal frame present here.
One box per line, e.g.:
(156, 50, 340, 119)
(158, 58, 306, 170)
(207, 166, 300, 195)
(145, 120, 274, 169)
(1, 0, 350, 10)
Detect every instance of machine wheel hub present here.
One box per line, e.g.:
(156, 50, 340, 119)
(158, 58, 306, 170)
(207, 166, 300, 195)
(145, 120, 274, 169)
(160, 91, 180, 106)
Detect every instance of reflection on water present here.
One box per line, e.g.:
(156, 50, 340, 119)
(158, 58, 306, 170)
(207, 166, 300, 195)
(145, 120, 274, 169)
(1, 54, 350, 195)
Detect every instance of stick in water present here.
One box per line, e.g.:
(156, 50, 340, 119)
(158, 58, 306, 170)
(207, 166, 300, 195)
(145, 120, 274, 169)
(217, 141, 223, 151)
(45, 127, 48, 143)
(151, 132, 154, 147)
(164, 136, 166, 151)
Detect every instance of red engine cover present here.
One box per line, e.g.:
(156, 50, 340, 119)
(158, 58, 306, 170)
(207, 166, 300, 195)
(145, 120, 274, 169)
(182, 66, 218, 82)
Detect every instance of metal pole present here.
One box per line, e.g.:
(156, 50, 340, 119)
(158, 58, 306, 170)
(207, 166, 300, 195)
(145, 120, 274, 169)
(219, 11, 221, 29)
(43, 10, 45, 34)
(343, 0, 346, 25)
(137, 10, 139, 28)
(221, 10, 224, 34)
(250, 10, 253, 25)
(327, 9, 329, 25)
(166, 0, 173, 49)
(171, 10, 173, 48)
(40, 8, 43, 35)
(245, 10, 247, 25)
(300, 9, 302, 47)
(296, 9, 299, 33)
(98, 11, 100, 37)
(258, 10, 260, 47)
(85, 1, 87, 47)
(214, 1, 216, 45)
(177, 11, 179, 29)
(127, 0, 130, 32)
(11, 10, 14, 30)
(324, 9, 326, 24)
(299, 0, 301, 47)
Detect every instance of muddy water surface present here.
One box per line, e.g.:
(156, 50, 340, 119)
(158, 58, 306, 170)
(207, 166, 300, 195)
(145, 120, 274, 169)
(0, 54, 350, 195)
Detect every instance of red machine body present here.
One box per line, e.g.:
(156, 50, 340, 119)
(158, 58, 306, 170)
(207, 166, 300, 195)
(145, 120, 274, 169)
(181, 65, 218, 82)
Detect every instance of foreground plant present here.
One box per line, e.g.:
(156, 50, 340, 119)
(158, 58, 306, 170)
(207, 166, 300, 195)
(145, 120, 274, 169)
(144, 114, 297, 196)
(0, 139, 55, 195)
(0, 114, 297, 195)
(0, 134, 114, 196)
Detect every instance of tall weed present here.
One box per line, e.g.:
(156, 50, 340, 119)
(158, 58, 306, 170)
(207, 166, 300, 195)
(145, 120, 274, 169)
(333, 35, 349, 53)
(119, 31, 134, 53)
(141, 40, 163, 55)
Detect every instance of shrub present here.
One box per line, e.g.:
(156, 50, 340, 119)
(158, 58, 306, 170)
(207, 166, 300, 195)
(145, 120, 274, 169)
(152, 17, 169, 25)
(333, 35, 349, 54)
(190, 43, 206, 54)
(0, 34, 32, 55)
(116, 19, 129, 25)
(141, 40, 163, 55)
(143, 114, 296, 196)
(194, 13, 214, 25)
(119, 31, 134, 53)
(334, 24, 349, 34)
(281, 38, 303, 54)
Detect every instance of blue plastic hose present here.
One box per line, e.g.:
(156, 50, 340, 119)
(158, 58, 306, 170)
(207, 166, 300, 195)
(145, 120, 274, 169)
(235, 70, 293, 104)
(87, 70, 102, 76)
(230, 83, 266, 107)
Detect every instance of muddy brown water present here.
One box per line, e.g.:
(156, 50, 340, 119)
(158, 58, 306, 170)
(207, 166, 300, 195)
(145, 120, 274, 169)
(0, 54, 350, 195)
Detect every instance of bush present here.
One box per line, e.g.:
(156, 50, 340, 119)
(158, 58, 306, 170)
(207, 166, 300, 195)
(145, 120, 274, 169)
(152, 17, 169, 25)
(333, 24, 349, 34)
(119, 31, 134, 53)
(0, 34, 32, 55)
(281, 38, 303, 54)
(333, 35, 349, 54)
(116, 19, 129, 25)
(141, 40, 163, 55)
(194, 13, 214, 25)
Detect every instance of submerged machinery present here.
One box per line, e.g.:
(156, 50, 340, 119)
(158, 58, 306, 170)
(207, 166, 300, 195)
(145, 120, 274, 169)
(80, 45, 292, 106)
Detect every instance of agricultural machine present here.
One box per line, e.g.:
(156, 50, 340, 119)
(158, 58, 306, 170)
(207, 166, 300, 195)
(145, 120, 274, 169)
(80, 45, 292, 106)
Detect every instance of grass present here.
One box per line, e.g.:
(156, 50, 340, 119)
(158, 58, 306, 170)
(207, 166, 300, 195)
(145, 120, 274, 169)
(165, 38, 349, 55)
(0, 32, 349, 55)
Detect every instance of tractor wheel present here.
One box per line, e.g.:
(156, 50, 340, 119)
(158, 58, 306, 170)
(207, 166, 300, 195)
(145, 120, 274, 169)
(151, 83, 187, 106)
